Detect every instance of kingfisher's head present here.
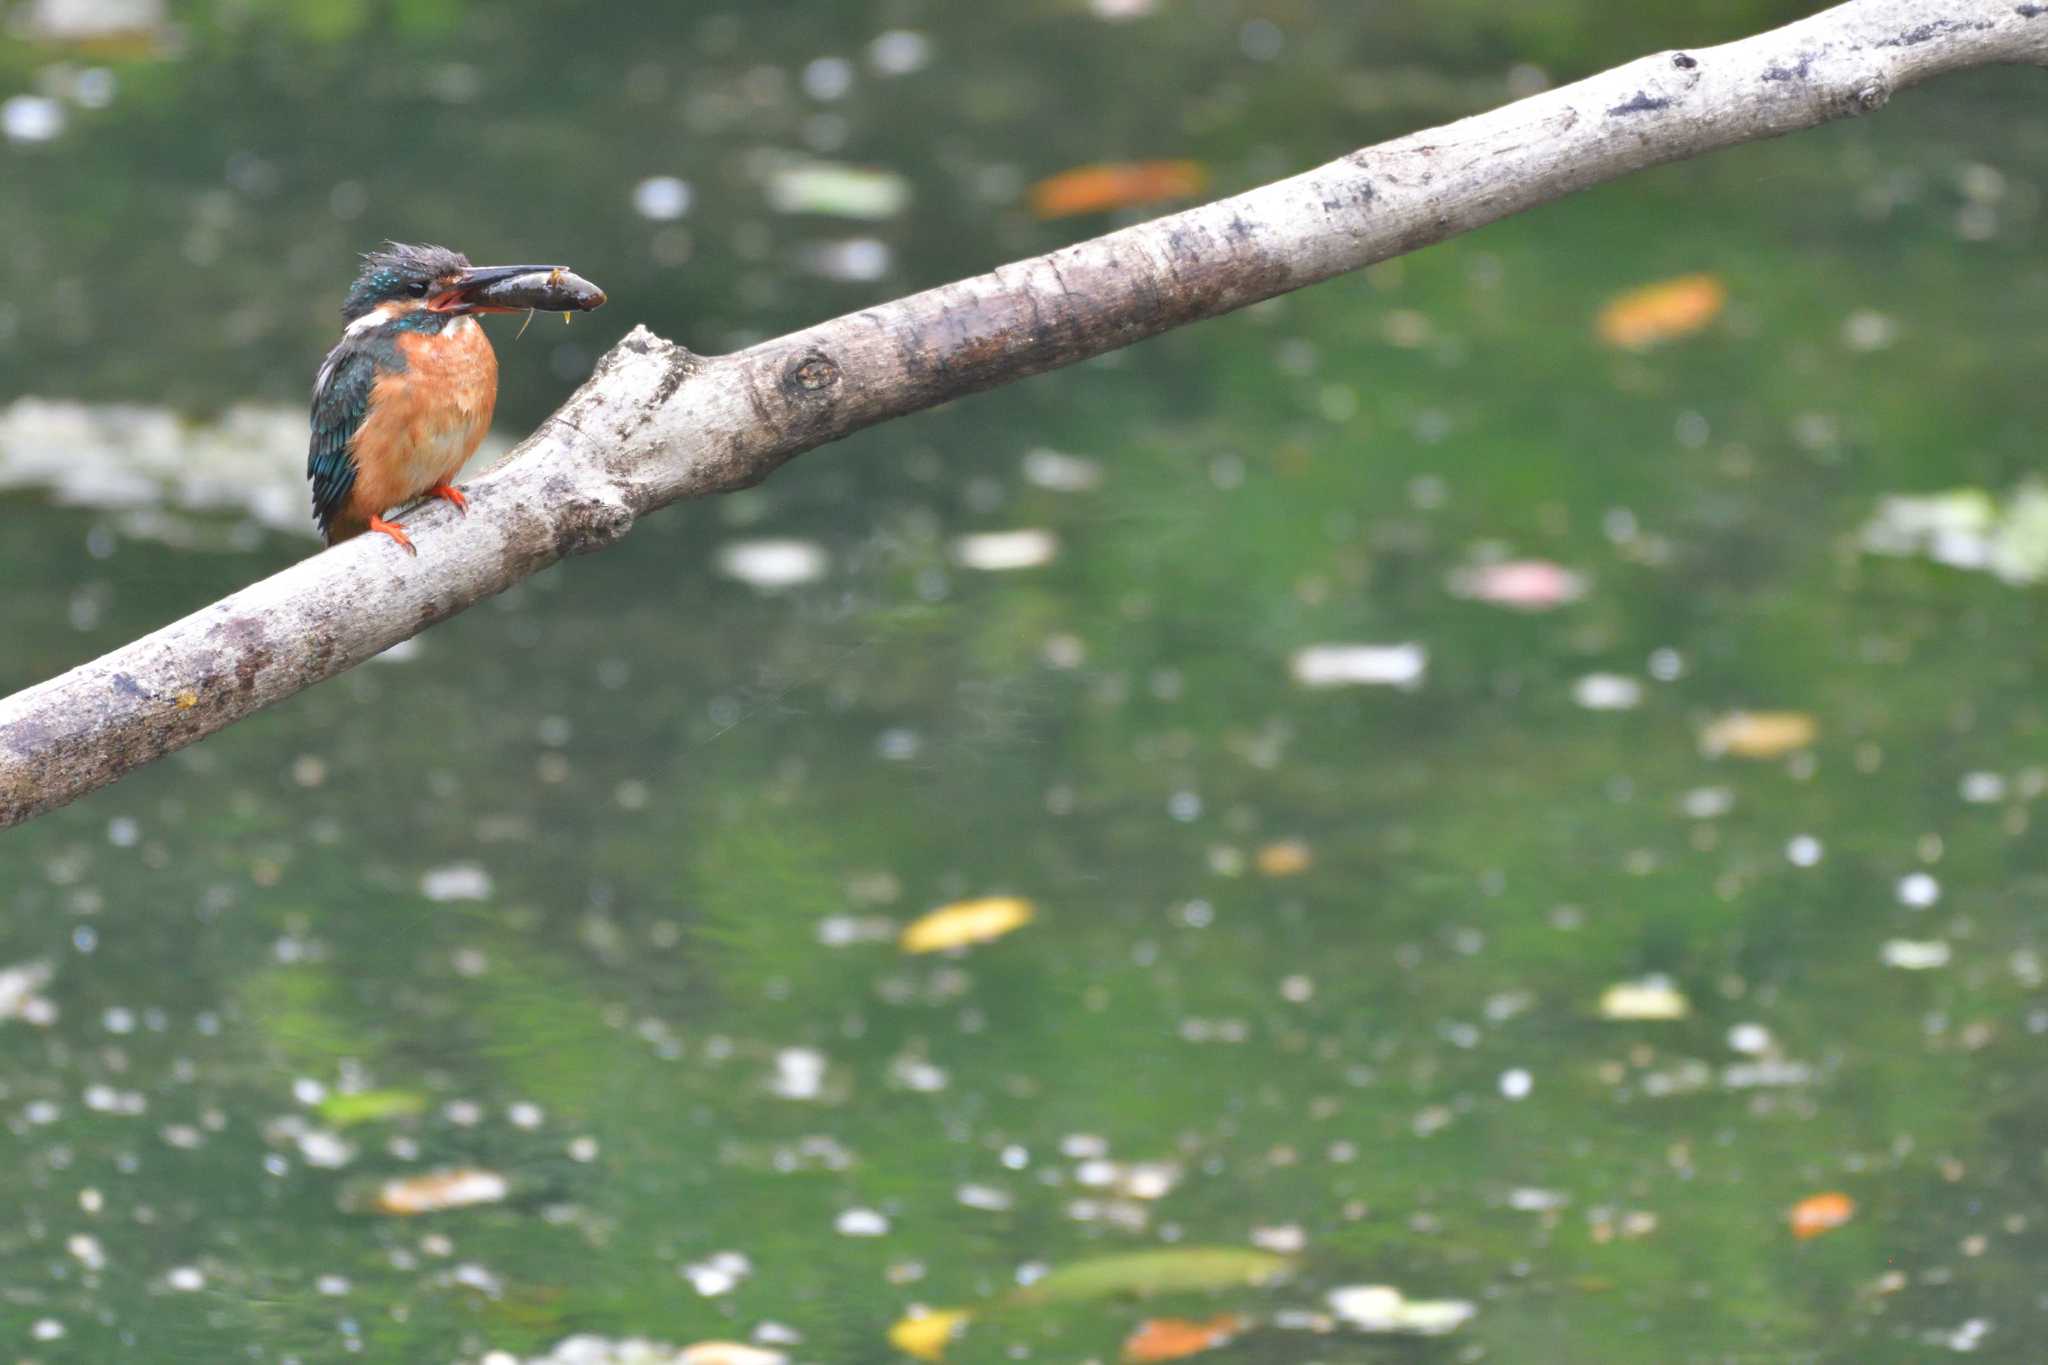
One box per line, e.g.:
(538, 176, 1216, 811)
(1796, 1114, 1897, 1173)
(340, 243, 560, 324)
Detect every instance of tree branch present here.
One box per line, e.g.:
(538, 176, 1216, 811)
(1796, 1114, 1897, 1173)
(3, 0, 2043, 830)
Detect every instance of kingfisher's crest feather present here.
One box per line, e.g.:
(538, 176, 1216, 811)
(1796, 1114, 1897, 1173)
(340, 242, 471, 321)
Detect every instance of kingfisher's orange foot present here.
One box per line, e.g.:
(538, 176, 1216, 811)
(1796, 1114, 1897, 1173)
(368, 515, 416, 555)
(430, 483, 468, 514)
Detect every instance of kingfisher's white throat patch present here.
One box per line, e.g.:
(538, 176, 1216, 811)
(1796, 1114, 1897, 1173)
(345, 304, 398, 337)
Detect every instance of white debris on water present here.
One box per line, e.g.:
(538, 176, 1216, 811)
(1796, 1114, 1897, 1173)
(834, 1207, 890, 1237)
(1881, 939, 1951, 970)
(797, 237, 892, 282)
(1859, 483, 2048, 585)
(420, 863, 494, 902)
(1896, 872, 1941, 908)
(867, 29, 932, 77)
(1327, 1284, 1477, 1335)
(2, 94, 65, 142)
(767, 1047, 828, 1100)
(500, 1338, 788, 1365)
(1251, 1222, 1306, 1253)
(1571, 673, 1642, 711)
(0, 959, 56, 1025)
(714, 538, 830, 589)
(1020, 448, 1103, 492)
(955, 1183, 1014, 1212)
(21, 0, 167, 44)
(1290, 642, 1427, 690)
(679, 1250, 752, 1297)
(631, 176, 692, 221)
(0, 397, 510, 543)
(952, 528, 1058, 571)
(1726, 1022, 1773, 1055)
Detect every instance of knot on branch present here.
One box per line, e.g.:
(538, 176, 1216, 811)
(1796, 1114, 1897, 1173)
(1847, 73, 1892, 115)
(783, 351, 842, 398)
(548, 487, 636, 558)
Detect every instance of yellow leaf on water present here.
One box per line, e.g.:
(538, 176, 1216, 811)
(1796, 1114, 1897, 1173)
(1699, 711, 1817, 760)
(899, 897, 1036, 954)
(1255, 840, 1313, 877)
(888, 1307, 972, 1361)
(1595, 273, 1726, 349)
(1599, 976, 1690, 1021)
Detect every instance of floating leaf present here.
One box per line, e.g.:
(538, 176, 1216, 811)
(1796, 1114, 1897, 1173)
(764, 159, 910, 220)
(1698, 711, 1817, 760)
(900, 897, 1036, 954)
(1254, 840, 1313, 877)
(1016, 1247, 1294, 1304)
(316, 1089, 427, 1127)
(888, 1307, 972, 1361)
(365, 1168, 509, 1215)
(1030, 160, 1208, 219)
(1595, 274, 1725, 349)
(1790, 1191, 1856, 1239)
(1446, 558, 1588, 611)
(1599, 976, 1690, 1021)
(1122, 1313, 1247, 1362)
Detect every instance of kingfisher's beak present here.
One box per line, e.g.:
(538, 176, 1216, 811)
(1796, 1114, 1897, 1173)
(428, 264, 566, 314)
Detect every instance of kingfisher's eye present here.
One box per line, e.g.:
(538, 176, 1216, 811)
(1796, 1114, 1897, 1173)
(407, 280, 429, 297)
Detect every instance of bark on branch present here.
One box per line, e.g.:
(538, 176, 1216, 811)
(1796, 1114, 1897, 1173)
(3, 0, 2043, 830)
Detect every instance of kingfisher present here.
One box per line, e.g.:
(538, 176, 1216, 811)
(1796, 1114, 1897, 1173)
(309, 243, 597, 553)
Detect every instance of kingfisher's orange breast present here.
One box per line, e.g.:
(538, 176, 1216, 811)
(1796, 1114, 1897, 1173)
(345, 317, 497, 526)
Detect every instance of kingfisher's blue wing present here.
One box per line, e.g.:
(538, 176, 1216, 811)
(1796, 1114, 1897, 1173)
(307, 342, 376, 539)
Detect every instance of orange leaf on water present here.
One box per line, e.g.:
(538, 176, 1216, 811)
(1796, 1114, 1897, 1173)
(1595, 274, 1726, 349)
(1790, 1191, 1856, 1239)
(1122, 1313, 1247, 1363)
(1030, 161, 1208, 220)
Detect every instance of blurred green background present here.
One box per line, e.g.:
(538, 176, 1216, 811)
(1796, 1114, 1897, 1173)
(5, 1, 2048, 1361)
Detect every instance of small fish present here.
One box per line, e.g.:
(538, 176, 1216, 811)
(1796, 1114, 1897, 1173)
(466, 266, 608, 314)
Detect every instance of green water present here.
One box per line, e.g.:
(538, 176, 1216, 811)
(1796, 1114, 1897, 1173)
(6, 3, 2048, 1361)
